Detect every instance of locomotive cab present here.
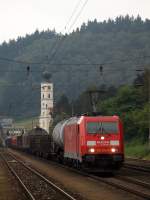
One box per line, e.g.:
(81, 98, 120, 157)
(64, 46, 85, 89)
(58, 115, 124, 171)
(80, 116, 124, 170)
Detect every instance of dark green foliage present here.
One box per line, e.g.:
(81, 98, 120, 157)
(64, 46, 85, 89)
(52, 94, 71, 125)
(71, 70, 149, 142)
(73, 90, 92, 115)
(55, 94, 71, 115)
(0, 16, 150, 119)
(98, 70, 149, 142)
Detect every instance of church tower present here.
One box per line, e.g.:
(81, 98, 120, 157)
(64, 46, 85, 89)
(39, 72, 53, 133)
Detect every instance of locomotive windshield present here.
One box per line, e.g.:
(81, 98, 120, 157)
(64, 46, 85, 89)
(87, 122, 118, 134)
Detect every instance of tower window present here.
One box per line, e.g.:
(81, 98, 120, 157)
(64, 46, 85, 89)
(48, 94, 50, 98)
(43, 94, 44, 98)
(46, 104, 48, 109)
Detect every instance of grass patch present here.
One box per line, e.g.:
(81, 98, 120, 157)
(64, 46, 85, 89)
(13, 117, 39, 130)
(125, 141, 150, 160)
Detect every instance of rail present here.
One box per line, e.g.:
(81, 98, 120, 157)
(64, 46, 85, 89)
(1, 151, 76, 200)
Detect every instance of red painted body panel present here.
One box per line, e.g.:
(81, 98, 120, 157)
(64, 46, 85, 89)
(11, 136, 17, 146)
(64, 116, 124, 161)
(64, 124, 80, 159)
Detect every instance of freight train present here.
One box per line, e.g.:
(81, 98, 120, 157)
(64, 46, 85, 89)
(5, 115, 124, 171)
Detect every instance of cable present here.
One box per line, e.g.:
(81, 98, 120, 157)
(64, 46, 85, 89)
(67, 0, 89, 33)
(0, 55, 149, 66)
(0, 69, 147, 87)
(47, 0, 85, 64)
(64, 0, 82, 33)
(0, 56, 46, 65)
(48, 0, 89, 63)
(0, 66, 147, 74)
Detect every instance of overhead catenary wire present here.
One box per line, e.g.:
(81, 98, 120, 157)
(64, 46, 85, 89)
(57, 1, 83, 32)
(63, 0, 83, 33)
(45, 0, 86, 64)
(0, 54, 149, 67)
(0, 67, 147, 74)
(67, 0, 89, 33)
(0, 68, 147, 87)
(48, 0, 89, 63)
(0, 1, 88, 69)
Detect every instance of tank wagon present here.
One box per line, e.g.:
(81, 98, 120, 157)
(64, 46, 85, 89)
(6, 115, 124, 171)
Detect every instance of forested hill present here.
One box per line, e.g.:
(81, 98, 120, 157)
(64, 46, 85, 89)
(0, 15, 150, 119)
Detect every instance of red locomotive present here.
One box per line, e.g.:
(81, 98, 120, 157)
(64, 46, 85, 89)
(53, 115, 124, 171)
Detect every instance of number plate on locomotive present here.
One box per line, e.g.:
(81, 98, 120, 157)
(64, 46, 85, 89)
(97, 141, 110, 145)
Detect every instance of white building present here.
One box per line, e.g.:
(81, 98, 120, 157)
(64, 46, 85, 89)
(0, 118, 13, 128)
(39, 82, 53, 133)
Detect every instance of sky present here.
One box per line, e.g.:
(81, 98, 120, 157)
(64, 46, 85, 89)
(0, 0, 150, 43)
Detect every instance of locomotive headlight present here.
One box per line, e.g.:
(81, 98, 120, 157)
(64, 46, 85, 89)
(101, 136, 104, 140)
(111, 148, 116, 153)
(89, 148, 95, 153)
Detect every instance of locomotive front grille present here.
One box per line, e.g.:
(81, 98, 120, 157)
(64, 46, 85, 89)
(83, 154, 124, 162)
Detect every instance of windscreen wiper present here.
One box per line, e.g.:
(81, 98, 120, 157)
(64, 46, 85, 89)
(101, 127, 107, 134)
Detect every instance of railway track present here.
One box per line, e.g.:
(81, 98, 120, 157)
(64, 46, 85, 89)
(124, 163, 150, 173)
(0, 151, 28, 200)
(126, 157, 150, 164)
(49, 159, 150, 199)
(86, 174, 150, 199)
(124, 158, 150, 173)
(71, 168, 150, 199)
(0, 151, 76, 200)
(8, 149, 150, 199)
(116, 175, 150, 189)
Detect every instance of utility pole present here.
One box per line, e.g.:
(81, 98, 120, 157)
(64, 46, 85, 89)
(87, 89, 105, 114)
(86, 65, 106, 114)
(136, 68, 150, 147)
(71, 101, 74, 116)
(148, 71, 150, 147)
(32, 120, 33, 129)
